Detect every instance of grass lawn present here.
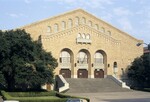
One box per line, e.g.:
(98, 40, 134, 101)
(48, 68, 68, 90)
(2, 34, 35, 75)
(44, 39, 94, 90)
(1, 90, 90, 102)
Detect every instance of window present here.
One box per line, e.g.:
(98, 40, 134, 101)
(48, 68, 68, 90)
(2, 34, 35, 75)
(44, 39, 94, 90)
(62, 21, 66, 30)
(54, 24, 58, 33)
(47, 26, 51, 33)
(82, 33, 86, 39)
(107, 31, 111, 36)
(94, 52, 104, 64)
(82, 17, 86, 24)
(60, 51, 71, 63)
(113, 62, 117, 68)
(75, 17, 79, 26)
(77, 51, 88, 64)
(68, 19, 73, 28)
(88, 21, 92, 27)
(77, 33, 81, 38)
(101, 27, 105, 33)
(94, 24, 99, 30)
(86, 34, 90, 39)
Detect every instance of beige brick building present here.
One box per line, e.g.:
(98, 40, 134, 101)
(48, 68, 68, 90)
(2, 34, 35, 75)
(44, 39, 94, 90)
(21, 9, 143, 79)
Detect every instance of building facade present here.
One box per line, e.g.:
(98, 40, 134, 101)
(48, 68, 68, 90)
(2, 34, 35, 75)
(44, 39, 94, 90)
(21, 9, 143, 79)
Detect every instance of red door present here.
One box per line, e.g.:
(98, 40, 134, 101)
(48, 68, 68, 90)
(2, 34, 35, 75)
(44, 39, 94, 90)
(78, 69, 88, 78)
(60, 69, 71, 78)
(94, 69, 104, 78)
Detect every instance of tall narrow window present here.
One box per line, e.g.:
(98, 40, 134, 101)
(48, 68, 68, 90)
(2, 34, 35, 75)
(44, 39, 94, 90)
(54, 24, 58, 33)
(75, 17, 79, 26)
(47, 26, 51, 33)
(62, 21, 66, 30)
(82, 17, 86, 24)
(88, 21, 92, 27)
(68, 19, 73, 28)
(107, 31, 111, 36)
(77, 33, 81, 38)
(113, 62, 117, 68)
(86, 34, 90, 39)
(82, 33, 86, 39)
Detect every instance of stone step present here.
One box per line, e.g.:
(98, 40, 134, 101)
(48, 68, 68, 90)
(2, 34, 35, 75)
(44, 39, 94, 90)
(65, 78, 131, 93)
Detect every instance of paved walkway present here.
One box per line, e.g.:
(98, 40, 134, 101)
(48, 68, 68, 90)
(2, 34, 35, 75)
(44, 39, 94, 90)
(67, 91, 150, 102)
(0, 96, 3, 102)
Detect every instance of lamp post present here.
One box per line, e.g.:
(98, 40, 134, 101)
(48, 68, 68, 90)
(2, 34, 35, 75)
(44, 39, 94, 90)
(136, 42, 150, 50)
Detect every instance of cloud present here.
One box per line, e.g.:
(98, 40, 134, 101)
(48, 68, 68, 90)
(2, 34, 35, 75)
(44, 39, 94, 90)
(24, 0, 31, 4)
(113, 7, 132, 17)
(117, 17, 133, 32)
(44, 0, 114, 9)
(101, 13, 113, 22)
(7, 13, 19, 18)
(6, 13, 27, 18)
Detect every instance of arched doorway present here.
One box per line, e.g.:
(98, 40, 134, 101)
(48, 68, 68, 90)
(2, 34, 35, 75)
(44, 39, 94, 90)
(94, 50, 107, 78)
(77, 69, 88, 78)
(59, 49, 73, 78)
(77, 49, 91, 78)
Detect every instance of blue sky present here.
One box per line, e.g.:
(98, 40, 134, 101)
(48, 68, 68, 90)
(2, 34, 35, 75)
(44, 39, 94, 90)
(0, 0, 150, 44)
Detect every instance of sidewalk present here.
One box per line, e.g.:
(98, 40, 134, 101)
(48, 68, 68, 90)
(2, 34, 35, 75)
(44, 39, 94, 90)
(67, 91, 150, 102)
(0, 96, 3, 102)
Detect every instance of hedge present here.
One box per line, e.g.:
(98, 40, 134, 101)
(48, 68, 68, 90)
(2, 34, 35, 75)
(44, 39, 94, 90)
(8, 91, 56, 97)
(1, 91, 90, 102)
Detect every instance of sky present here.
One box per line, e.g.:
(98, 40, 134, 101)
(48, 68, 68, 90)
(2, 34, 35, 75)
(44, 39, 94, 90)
(0, 0, 150, 44)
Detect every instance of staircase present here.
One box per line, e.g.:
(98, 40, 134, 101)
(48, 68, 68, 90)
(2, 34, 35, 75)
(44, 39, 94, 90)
(65, 78, 131, 93)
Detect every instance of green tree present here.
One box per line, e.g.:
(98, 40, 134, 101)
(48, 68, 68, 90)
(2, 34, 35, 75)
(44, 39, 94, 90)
(0, 29, 57, 91)
(127, 53, 150, 88)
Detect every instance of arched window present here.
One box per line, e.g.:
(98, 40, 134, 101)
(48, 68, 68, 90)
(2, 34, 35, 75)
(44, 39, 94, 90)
(94, 24, 99, 30)
(82, 33, 86, 39)
(60, 51, 71, 63)
(54, 23, 58, 33)
(77, 33, 81, 38)
(113, 62, 117, 68)
(82, 17, 86, 24)
(88, 21, 92, 27)
(77, 51, 88, 64)
(101, 27, 105, 33)
(86, 34, 90, 39)
(62, 21, 66, 30)
(68, 19, 73, 28)
(47, 26, 51, 33)
(107, 31, 111, 36)
(94, 52, 104, 64)
(75, 17, 79, 26)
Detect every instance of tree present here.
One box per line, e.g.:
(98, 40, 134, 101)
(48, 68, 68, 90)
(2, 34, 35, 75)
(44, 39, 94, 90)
(127, 53, 150, 88)
(0, 29, 58, 91)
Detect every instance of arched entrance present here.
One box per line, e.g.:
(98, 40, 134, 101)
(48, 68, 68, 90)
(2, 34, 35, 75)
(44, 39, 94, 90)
(77, 69, 88, 78)
(60, 69, 71, 78)
(77, 49, 91, 78)
(94, 50, 107, 78)
(59, 48, 73, 78)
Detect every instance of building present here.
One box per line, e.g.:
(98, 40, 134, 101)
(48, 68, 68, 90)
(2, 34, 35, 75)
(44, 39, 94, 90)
(20, 9, 143, 79)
